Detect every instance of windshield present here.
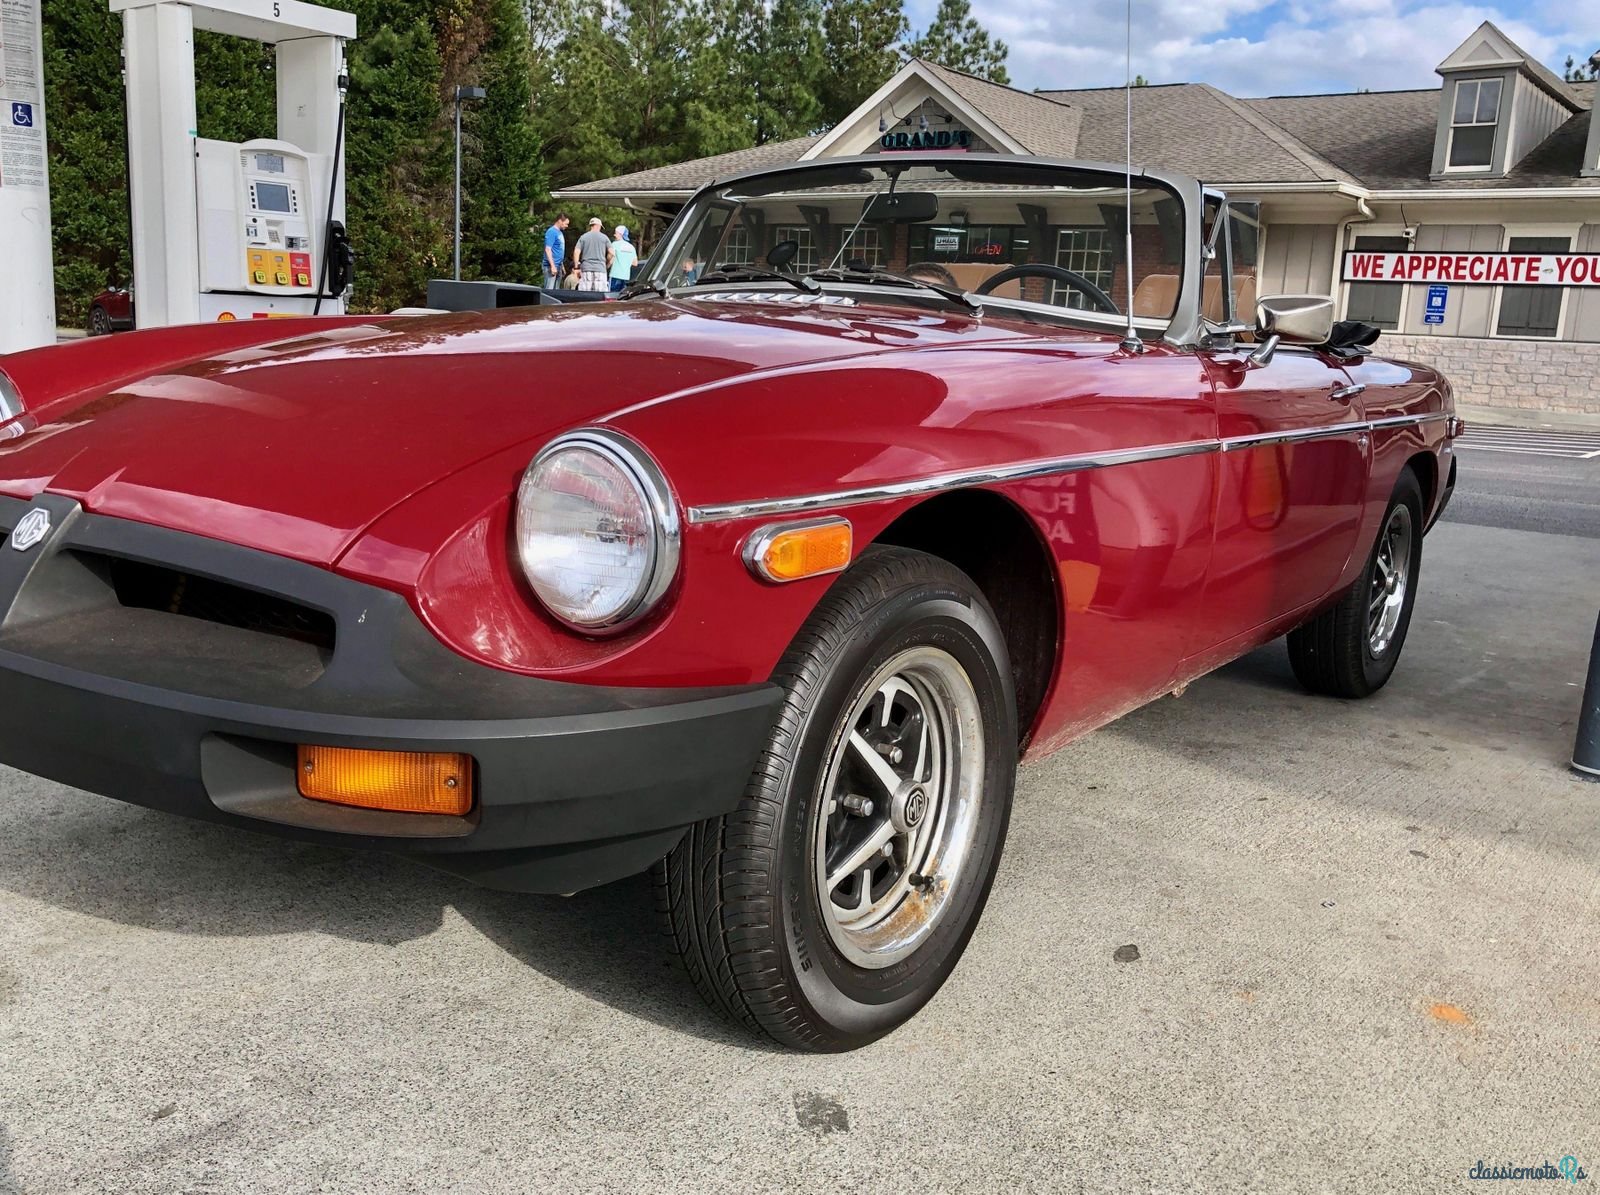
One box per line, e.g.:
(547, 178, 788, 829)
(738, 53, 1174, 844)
(640, 158, 1189, 331)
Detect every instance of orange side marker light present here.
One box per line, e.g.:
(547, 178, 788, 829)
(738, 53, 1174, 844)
(744, 518, 853, 583)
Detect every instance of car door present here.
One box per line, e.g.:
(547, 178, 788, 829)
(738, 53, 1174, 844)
(1191, 345, 1370, 655)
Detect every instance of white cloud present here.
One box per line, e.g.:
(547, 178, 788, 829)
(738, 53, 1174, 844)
(917, 0, 1596, 97)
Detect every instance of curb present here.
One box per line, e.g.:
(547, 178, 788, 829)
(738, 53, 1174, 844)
(1456, 404, 1600, 435)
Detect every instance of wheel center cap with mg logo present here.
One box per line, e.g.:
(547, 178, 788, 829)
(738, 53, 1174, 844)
(9, 508, 51, 552)
(892, 782, 928, 833)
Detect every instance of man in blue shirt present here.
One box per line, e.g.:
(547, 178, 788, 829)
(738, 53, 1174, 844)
(543, 214, 570, 288)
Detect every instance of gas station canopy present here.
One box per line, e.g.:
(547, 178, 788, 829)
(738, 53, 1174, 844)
(109, 0, 354, 44)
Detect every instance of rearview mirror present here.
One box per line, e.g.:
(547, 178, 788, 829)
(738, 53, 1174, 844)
(1256, 294, 1334, 345)
(862, 191, 940, 223)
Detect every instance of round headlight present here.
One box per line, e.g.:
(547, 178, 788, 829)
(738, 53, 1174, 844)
(515, 429, 680, 631)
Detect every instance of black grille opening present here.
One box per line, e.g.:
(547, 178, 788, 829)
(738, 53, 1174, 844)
(106, 556, 337, 652)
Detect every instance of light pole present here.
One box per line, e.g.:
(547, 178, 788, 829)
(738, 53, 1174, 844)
(454, 85, 486, 280)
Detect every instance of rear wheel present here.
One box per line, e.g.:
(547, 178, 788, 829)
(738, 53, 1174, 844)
(1288, 468, 1425, 698)
(654, 546, 1016, 1051)
(87, 305, 113, 336)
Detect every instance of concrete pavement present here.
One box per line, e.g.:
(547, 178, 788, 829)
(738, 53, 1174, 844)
(1, 467, 1597, 1192)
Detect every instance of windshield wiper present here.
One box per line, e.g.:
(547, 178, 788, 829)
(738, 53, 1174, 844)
(691, 265, 821, 294)
(810, 268, 982, 315)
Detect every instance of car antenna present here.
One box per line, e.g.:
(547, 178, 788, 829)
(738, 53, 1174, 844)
(1119, 0, 1144, 354)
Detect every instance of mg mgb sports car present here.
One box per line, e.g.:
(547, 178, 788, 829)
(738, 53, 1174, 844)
(0, 155, 1457, 1050)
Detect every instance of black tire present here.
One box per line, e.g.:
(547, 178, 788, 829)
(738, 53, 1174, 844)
(654, 546, 1017, 1051)
(87, 305, 112, 337)
(1288, 468, 1425, 698)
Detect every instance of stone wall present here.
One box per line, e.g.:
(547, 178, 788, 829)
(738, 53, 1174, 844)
(1379, 333, 1600, 416)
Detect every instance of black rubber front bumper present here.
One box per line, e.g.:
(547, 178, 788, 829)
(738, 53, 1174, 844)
(0, 494, 782, 893)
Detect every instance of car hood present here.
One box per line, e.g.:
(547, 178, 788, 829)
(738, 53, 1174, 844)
(0, 298, 1031, 566)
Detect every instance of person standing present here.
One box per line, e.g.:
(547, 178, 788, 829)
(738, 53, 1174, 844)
(609, 225, 638, 293)
(575, 217, 612, 293)
(543, 214, 570, 289)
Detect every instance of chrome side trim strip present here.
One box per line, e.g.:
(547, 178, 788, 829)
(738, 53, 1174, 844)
(686, 411, 1450, 525)
(1369, 411, 1450, 430)
(1219, 422, 1358, 452)
(688, 438, 1218, 523)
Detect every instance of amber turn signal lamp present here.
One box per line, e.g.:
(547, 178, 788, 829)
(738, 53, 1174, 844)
(744, 517, 853, 583)
(296, 746, 473, 816)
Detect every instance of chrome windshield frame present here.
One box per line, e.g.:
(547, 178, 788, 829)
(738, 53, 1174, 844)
(643, 153, 1207, 349)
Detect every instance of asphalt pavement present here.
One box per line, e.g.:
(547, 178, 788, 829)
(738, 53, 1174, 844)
(1, 437, 1598, 1193)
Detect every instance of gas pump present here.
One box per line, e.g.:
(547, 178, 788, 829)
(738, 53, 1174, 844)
(114, 0, 357, 328)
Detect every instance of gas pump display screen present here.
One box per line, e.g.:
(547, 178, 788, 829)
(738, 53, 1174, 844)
(254, 153, 286, 174)
(254, 183, 292, 213)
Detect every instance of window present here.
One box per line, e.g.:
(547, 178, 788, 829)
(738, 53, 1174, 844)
(721, 224, 754, 265)
(772, 226, 817, 272)
(1448, 78, 1501, 170)
(1344, 234, 1408, 329)
(1053, 227, 1115, 308)
(1496, 235, 1569, 338)
(836, 225, 885, 268)
(909, 225, 1032, 265)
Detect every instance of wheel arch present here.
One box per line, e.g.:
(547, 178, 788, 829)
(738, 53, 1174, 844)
(872, 488, 1061, 747)
(1405, 449, 1438, 513)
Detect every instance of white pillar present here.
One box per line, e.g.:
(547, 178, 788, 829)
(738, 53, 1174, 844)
(276, 36, 341, 156)
(276, 34, 345, 240)
(0, 0, 57, 353)
(122, 1, 200, 328)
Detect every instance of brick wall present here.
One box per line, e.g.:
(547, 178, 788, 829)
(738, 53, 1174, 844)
(1380, 333, 1600, 416)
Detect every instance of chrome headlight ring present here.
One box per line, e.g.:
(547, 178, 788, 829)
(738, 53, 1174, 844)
(514, 428, 681, 633)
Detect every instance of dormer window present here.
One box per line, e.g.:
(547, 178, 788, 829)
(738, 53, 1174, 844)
(1447, 78, 1501, 169)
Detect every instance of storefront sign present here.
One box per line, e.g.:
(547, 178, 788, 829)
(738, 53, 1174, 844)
(1343, 251, 1600, 287)
(1424, 284, 1448, 325)
(932, 233, 961, 252)
(880, 128, 972, 152)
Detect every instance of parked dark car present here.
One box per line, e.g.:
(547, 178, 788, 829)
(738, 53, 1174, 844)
(86, 288, 135, 335)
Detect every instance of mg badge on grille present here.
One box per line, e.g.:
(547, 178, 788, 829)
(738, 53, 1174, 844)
(9, 507, 50, 552)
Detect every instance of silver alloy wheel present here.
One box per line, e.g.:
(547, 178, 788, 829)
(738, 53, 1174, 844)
(1368, 504, 1413, 656)
(812, 646, 986, 970)
(89, 307, 111, 335)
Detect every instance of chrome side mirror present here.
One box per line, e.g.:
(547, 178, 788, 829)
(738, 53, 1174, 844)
(1249, 294, 1335, 366)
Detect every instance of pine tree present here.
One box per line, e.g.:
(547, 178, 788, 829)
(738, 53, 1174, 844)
(41, 0, 132, 323)
(346, 19, 452, 307)
(537, 0, 629, 188)
(684, 0, 823, 153)
(762, 0, 826, 139)
(460, 0, 547, 281)
(903, 0, 1008, 83)
(817, 0, 907, 126)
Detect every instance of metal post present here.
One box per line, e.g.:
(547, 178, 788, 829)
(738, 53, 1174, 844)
(1574, 613, 1600, 781)
(451, 86, 484, 282)
(453, 94, 462, 281)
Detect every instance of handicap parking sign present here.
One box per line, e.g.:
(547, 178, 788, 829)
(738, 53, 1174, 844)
(1424, 283, 1448, 326)
(10, 103, 33, 128)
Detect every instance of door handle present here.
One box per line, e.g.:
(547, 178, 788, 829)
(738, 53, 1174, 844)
(1330, 383, 1366, 402)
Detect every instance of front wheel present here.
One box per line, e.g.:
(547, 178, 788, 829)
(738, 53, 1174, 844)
(87, 305, 113, 336)
(1287, 468, 1425, 698)
(654, 546, 1017, 1051)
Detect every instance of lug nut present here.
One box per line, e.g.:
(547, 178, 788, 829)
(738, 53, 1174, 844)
(875, 743, 904, 765)
(840, 794, 874, 817)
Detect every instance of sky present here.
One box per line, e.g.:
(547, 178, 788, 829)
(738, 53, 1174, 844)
(902, 0, 1598, 97)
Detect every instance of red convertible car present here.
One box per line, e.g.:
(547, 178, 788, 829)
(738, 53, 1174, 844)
(0, 156, 1456, 1050)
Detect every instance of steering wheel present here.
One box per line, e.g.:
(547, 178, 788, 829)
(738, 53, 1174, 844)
(972, 264, 1119, 315)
